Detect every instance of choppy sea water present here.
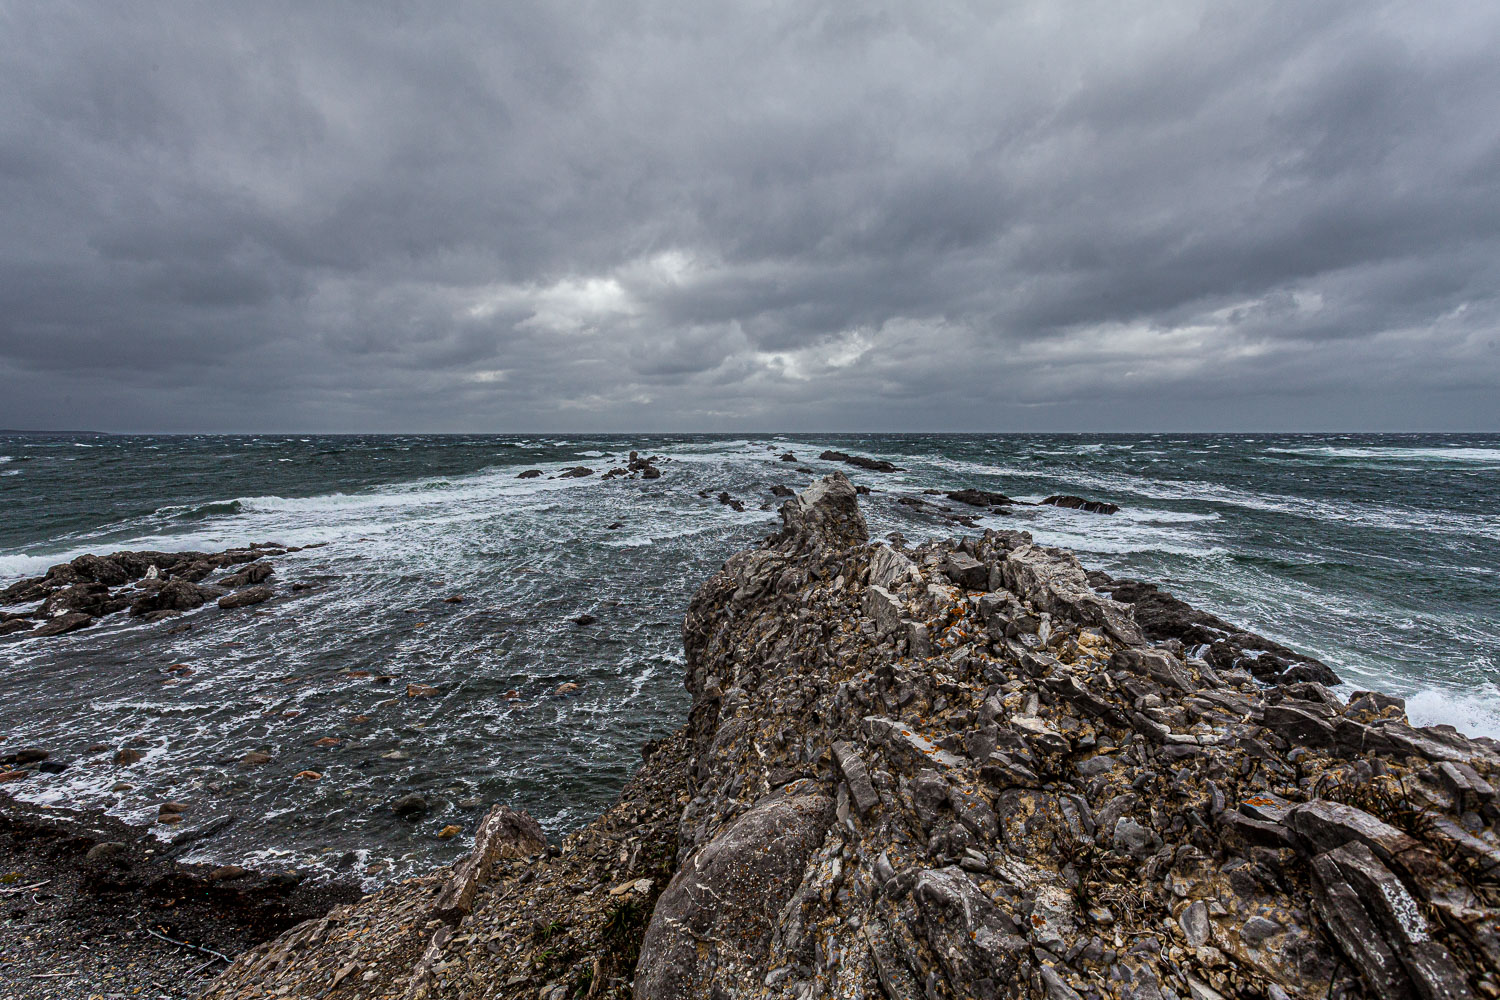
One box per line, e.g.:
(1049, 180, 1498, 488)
(1, 433, 1496, 882)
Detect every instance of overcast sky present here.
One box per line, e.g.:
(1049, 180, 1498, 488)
(1, 1, 1497, 432)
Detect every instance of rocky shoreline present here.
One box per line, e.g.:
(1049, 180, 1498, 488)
(0, 794, 360, 999)
(0, 541, 311, 644)
(177, 473, 1499, 1000)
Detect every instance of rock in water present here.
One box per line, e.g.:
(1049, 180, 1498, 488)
(1041, 493, 1120, 514)
(817, 449, 902, 472)
(218, 585, 273, 609)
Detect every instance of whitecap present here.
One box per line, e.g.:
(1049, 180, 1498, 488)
(1403, 688, 1500, 741)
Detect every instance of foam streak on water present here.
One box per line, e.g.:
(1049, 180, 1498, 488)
(1, 432, 1497, 882)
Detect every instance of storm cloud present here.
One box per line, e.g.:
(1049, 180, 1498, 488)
(1, 1, 1497, 431)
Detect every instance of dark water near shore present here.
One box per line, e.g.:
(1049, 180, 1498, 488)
(1, 433, 1497, 882)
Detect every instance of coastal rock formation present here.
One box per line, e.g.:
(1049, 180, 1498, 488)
(819, 450, 903, 473)
(0, 542, 295, 640)
(1042, 494, 1121, 515)
(203, 475, 1499, 1000)
(1093, 576, 1341, 686)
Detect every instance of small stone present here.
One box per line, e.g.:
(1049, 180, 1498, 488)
(443, 595, 464, 603)
(1178, 900, 1210, 947)
(407, 683, 438, 699)
(1238, 916, 1282, 947)
(295, 770, 322, 781)
(555, 682, 581, 696)
(437, 824, 463, 839)
(208, 865, 250, 881)
(114, 747, 144, 766)
(313, 737, 343, 748)
(240, 750, 273, 766)
(0, 770, 27, 783)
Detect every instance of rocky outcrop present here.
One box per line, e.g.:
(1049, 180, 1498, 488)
(203, 476, 1499, 1000)
(1094, 576, 1341, 685)
(819, 450, 903, 473)
(0, 542, 297, 641)
(1042, 494, 1121, 515)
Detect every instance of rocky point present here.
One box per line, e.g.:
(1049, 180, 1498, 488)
(198, 473, 1499, 1000)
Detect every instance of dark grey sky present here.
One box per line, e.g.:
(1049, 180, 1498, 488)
(2, 2, 1497, 432)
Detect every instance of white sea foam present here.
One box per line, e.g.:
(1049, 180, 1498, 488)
(1267, 446, 1500, 466)
(1404, 688, 1500, 741)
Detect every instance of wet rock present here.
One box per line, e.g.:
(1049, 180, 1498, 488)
(516, 469, 543, 478)
(557, 466, 594, 478)
(392, 794, 430, 819)
(946, 488, 1016, 507)
(130, 578, 213, 616)
(406, 683, 438, 699)
(769, 484, 795, 497)
(218, 585, 273, 609)
(1041, 494, 1120, 515)
(220, 561, 274, 587)
(1, 748, 49, 765)
(33, 611, 94, 636)
(817, 449, 902, 472)
(113, 747, 144, 766)
(239, 750, 273, 766)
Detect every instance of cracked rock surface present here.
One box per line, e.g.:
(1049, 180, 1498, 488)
(203, 473, 1500, 1000)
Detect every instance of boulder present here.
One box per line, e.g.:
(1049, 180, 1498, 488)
(634, 791, 833, 999)
(33, 611, 94, 636)
(218, 586, 273, 609)
(946, 488, 1015, 507)
(130, 578, 212, 616)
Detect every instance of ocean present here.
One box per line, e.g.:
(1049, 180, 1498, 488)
(1, 432, 1496, 882)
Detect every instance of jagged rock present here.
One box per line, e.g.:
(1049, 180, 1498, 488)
(517, 469, 543, 478)
(432, 804, 546, 919)
(197, 475, 1498, 1000)
(942, 550, 988, 589)
(220, 561, 274, 587)
(776, 471, 868, 548)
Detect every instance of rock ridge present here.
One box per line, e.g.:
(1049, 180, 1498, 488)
(201, 473, 1500, 1000)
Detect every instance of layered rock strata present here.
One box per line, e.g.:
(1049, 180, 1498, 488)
(204, 474, 1500, 1000)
